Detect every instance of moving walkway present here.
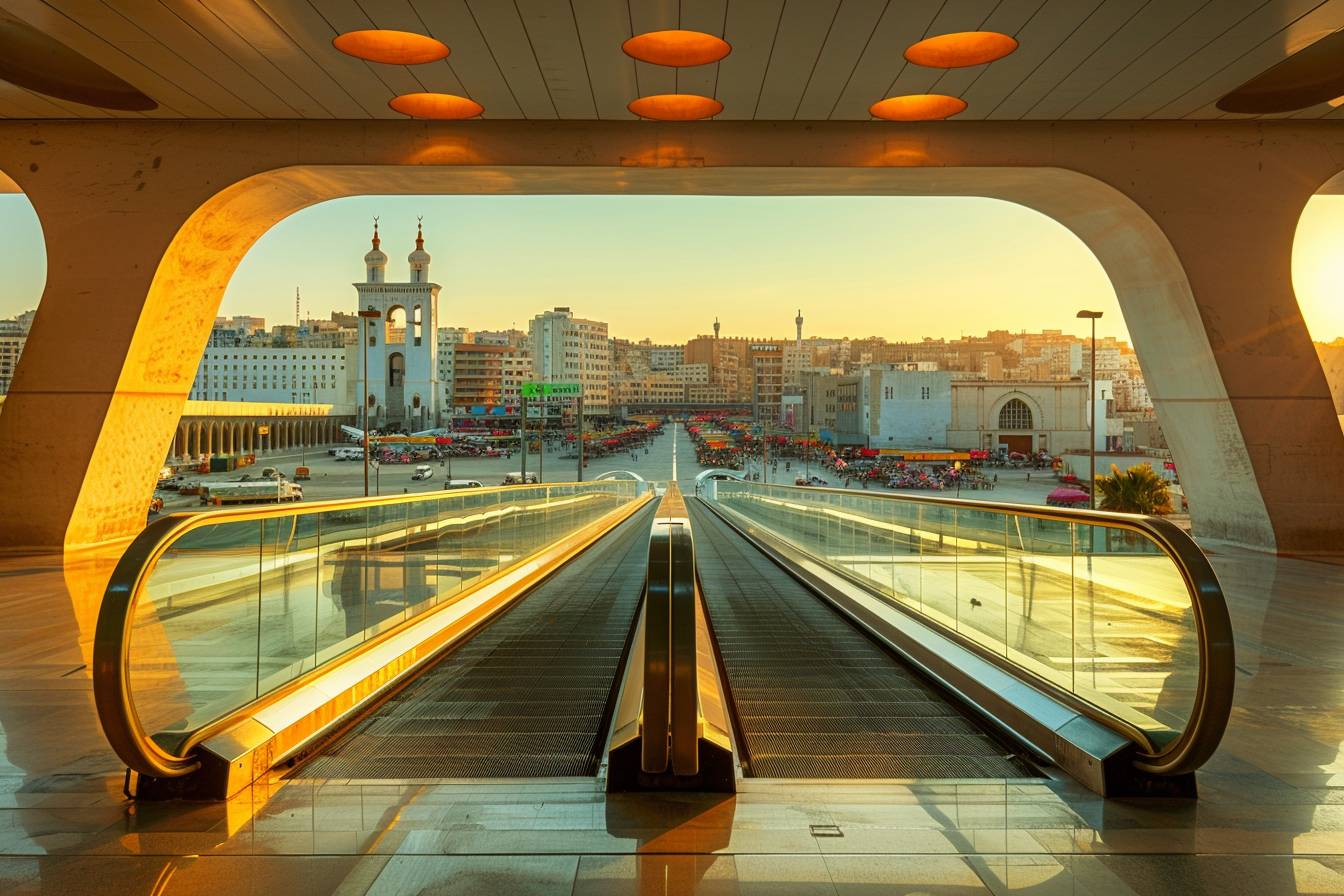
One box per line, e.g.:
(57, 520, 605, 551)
(687, 499, 1027, 779)
(297, 504, 651, 780)
(92, 474, 1233, 799)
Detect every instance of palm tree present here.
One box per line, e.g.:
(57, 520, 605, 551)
(1094, 463, 1173, 515)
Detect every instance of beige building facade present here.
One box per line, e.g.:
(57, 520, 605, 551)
(948, 381, 1098, 457)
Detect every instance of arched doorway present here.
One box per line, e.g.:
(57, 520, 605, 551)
(995, 397, 1036, 455)
(387, 352, 406, 428)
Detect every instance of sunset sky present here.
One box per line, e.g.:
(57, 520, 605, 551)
(1, 193, 1340, 344)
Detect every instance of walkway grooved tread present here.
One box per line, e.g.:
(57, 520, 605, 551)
(689, 499, 1029, 780)
(296, 506, 652, 780)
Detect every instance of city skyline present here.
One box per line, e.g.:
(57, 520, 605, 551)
(2, 192, 1342, 343)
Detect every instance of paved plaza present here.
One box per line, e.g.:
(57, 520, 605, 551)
(157, 425, 1067, 515)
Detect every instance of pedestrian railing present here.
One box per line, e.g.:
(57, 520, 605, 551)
(707, 480, 1233, 778)
(93, 481, 645, 794)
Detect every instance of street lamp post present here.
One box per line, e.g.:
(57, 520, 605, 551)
(358, 308, 382, 498)
(1077, 309, 1103, 508)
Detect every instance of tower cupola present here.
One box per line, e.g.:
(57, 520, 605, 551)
(364, 218, 388, 283)
(407, 217, 431, 283)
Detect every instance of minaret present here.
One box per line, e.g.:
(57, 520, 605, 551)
(795, 309, 803, 350)
(364, 217, 387, 283)
(408, 216, 431, 283)
(713, 317, 720, 339)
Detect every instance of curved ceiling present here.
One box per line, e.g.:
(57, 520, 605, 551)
(0, 12, 156, 112)
(0, 1, 1341, 121)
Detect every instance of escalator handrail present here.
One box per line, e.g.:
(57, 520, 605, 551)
(711, 481, 1234, 777)
(92, 481, 636, 780)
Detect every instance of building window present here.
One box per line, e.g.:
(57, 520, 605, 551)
(998, 398, 1033, 430)
(921, 386, 930, 400)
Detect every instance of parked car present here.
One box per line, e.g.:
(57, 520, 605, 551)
(503, 471, 540, 485)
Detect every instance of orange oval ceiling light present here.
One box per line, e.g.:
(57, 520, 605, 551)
(905, 31, 1018, 68)
(628, 94, 723, 120)
(870, 94, 967, 121)
(390, 93, 483, 119)
(623, 30, 731, 66)
(334, 29, 450, 65)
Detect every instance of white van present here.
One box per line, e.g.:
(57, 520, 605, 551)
(443, 479, 484, 490)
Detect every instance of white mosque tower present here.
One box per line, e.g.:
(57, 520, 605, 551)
(354, 217, 441, 430)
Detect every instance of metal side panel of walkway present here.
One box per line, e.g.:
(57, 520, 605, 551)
(687, 499, 1030, 780)
(296, 504, 655, 780)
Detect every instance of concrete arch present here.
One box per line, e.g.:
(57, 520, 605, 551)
(2, 123, 1341, 551)
(1293, 171, 1344, 419)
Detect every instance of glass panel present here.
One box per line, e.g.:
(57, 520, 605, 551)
(315, 505, 370, 665)
(123, 481, 638, 748)
(707, 481, 1205, 745)
(364, 502, 408, 638)
(919, 503, 958, 629)
(1003, 517, 1075, 693)
(954, 507, 1007, 655)
(1073, 522, 1196, 744)
(257, 514, 322, 696)
(130, 520, 261, 737)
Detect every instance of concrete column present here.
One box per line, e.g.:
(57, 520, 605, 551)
(0, 120, 1340, 552)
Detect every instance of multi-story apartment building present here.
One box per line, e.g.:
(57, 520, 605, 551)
(0, 309, 34, 395)
(666, 362, 710, 384)
(610, 372, 687, 407)
(190, 344, 352, 405)
(501, 350, 532, 406)
(450, 343, 510, 409)
(648, 343, 684, 371)
(436, 326, 471, 410)
(749, 342, 784, 425)
(529, 307, 611, 417)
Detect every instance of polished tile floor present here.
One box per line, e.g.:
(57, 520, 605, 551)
(0, 542, 1341, 894)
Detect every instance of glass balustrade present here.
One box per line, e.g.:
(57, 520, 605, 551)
(711, 481, 1213, 752)
(122, 482, 638, 746)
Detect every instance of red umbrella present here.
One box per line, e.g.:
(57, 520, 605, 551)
(1047, 487, 1090, 504)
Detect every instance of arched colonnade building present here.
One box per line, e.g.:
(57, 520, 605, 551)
(169, 400, 354, 461)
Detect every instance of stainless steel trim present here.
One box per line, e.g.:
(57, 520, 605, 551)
(608, 483, 735, 792)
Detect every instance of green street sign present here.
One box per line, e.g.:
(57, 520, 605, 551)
(521, 382, 581, 399)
